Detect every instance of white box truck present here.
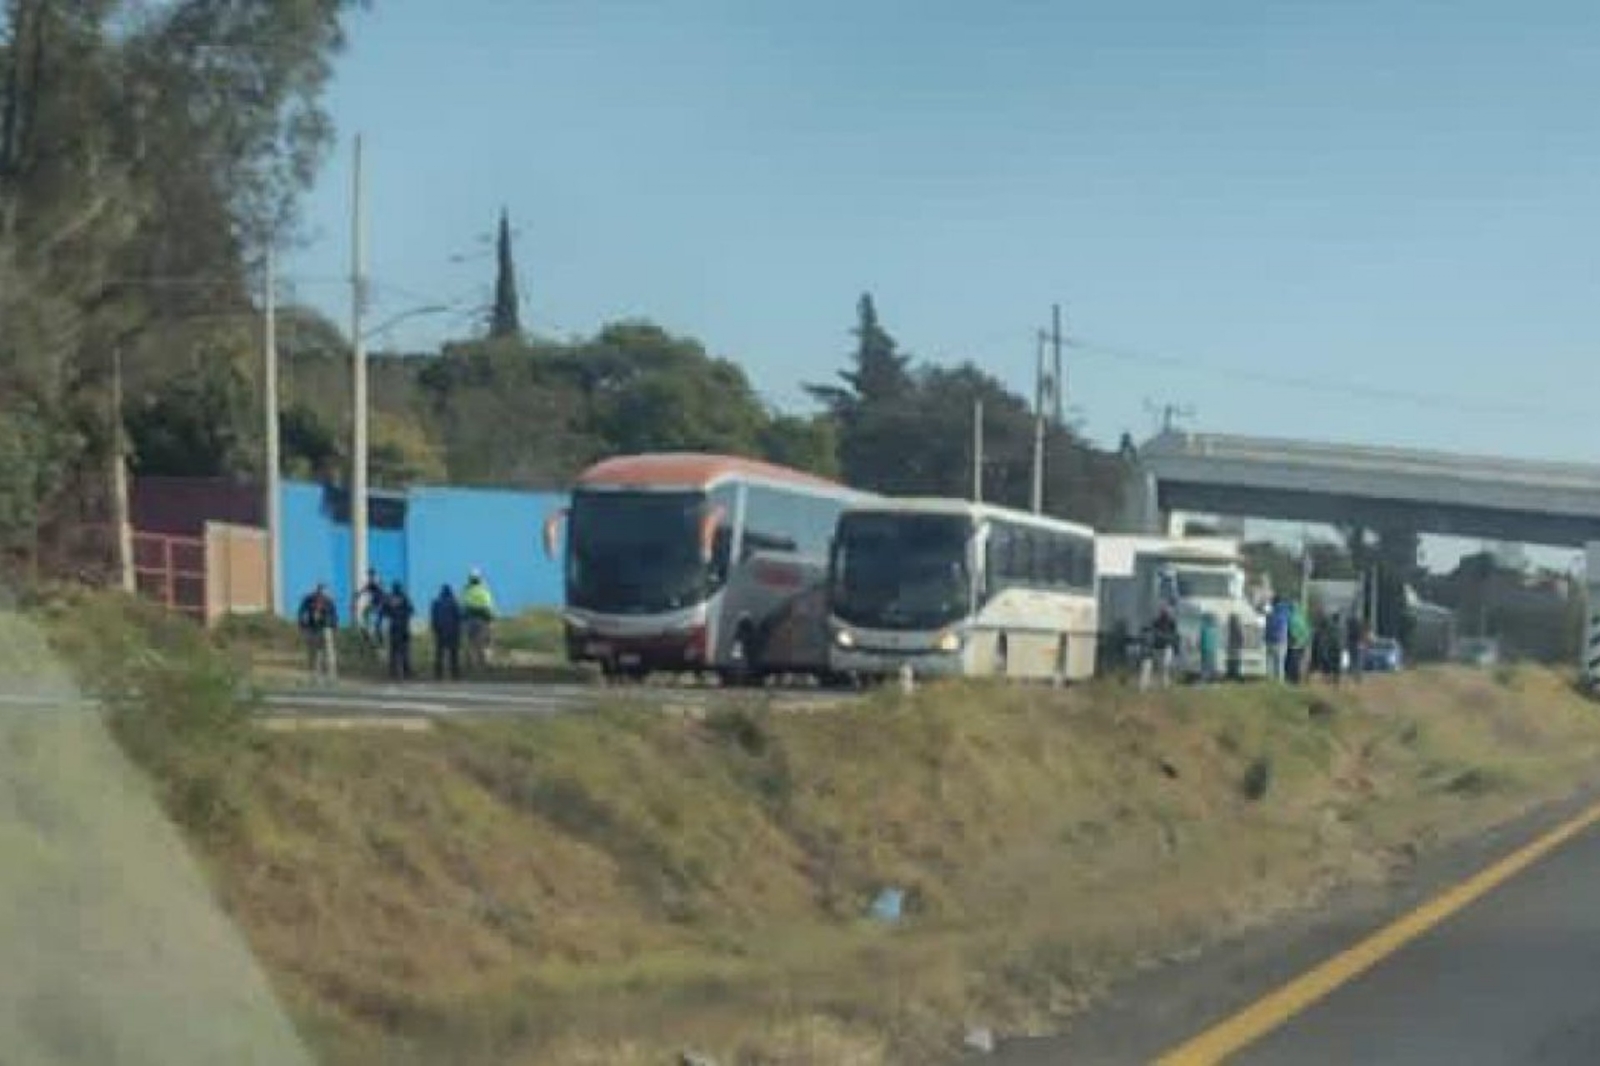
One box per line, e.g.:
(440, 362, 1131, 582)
(1096, 535, 1267, 679)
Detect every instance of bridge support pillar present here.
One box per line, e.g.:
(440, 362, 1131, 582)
(1116, 467, 1163, 534)
(1586, 543, 1600, 689)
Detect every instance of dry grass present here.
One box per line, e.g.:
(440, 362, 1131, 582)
(153, 666, 1600, 1063)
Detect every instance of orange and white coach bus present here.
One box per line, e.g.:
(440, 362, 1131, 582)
(544, 453, 871, 683)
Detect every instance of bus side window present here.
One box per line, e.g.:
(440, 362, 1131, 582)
(709, 525, 734, 588)
(1016, 529, 1037, 584)
(1045, 533, 1066, 588)
(987, 525, 1011, 595)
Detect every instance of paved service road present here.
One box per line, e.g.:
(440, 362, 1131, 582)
(1219, 811, 1600, 1066)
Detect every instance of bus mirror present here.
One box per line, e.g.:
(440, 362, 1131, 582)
(700, 505, 726, 563)
(542, 509, 568, 559)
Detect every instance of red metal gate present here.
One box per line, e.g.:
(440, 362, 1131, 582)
(132, 531, 206, 622)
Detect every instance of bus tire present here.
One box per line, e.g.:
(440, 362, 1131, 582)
(819, 670, 854, 691)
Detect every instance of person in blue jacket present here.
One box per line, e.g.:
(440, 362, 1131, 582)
(1264, 594, 1292, 682)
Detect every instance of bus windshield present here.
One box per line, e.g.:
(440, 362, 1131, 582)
(830, 512, 972, 630)
(567, 490, 717, 613)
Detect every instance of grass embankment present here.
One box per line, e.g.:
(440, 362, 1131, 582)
(14, 591, 1600, 1063)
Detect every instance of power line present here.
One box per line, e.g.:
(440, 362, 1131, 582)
(1069, 335, 1595, 424)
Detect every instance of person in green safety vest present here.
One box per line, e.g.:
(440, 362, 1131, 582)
(1198, 613, 1221, 684)
(1286, 601, 1312, 684)
(461, 568, 496, 673)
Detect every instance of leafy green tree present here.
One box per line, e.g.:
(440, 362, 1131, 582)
(1373, 526, 1422, 642)
(419, 335, 595, 486)
(0, 400, 72, 558)
(278, 402, 340, 480)
(489, 207, 521, 339)
(124, 362, 255, 477)
(370, 411, 446, 488)
(0, 0, 363, 569)
(1243, 541, 1302, 600)
(758, 414, 838, 478)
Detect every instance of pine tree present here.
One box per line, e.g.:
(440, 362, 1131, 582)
(490, 207, 521, 339)
(805, 292, 912, 413)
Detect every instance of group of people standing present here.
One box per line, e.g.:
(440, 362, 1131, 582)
(1263, 595, 1367, 685)
(296, 568, 497, 683)
(1140, 607, 1251, 689)
(1135, 596, 1370, 690)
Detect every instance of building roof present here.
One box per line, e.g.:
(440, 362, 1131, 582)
(575, 453, 849, 493)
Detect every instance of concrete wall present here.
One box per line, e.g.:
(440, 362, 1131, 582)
(204, 522, 268, 624)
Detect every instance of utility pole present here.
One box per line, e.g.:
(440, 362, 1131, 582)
(349, 134, 368, 613)
(1030, 330, 1047, 514)
(1050, 302, 1064, 427)
(972, 399, 984, 502)
(263, 243, 282, 616)
(110, 346, 135, 593)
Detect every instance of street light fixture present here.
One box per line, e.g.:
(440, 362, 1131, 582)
(363, 304, 451, 341)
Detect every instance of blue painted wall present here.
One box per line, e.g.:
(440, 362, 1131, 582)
(406, 487, 567, 615)
(275, 481, 567, 620)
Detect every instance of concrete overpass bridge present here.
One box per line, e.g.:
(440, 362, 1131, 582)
(1130, 431, 1600, 681)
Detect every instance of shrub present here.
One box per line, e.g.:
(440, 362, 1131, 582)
(38, 589, 255, 839)
(1241, 755, 1274, 801)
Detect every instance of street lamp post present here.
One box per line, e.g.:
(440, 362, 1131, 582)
(349, 134, 369, 617)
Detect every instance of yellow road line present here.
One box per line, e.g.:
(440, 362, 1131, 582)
(1155, 798, 1600, 1065)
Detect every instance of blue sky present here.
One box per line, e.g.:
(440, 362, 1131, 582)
(289, 0, 1600, 477)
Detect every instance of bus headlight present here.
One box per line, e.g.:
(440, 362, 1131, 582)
(834, 628, 856, 649)
(934, 629, 963, 653)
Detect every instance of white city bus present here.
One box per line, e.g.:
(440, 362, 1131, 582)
(826, 498, 1098, 683)
(544, 453, 870, 682)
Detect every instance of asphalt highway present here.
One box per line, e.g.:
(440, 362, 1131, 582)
(995, 799, 1600, 1065)
(1226, 810, 1600, 1065)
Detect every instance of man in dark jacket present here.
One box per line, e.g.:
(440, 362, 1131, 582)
(1141, 606, 1179, 691)
(430, 584, 462, 680)
(383, 581, 416, 680)
(296, 583, 339, 682)
(1345, 612, 1366, 684)
(1226, 613, 1245, 681)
